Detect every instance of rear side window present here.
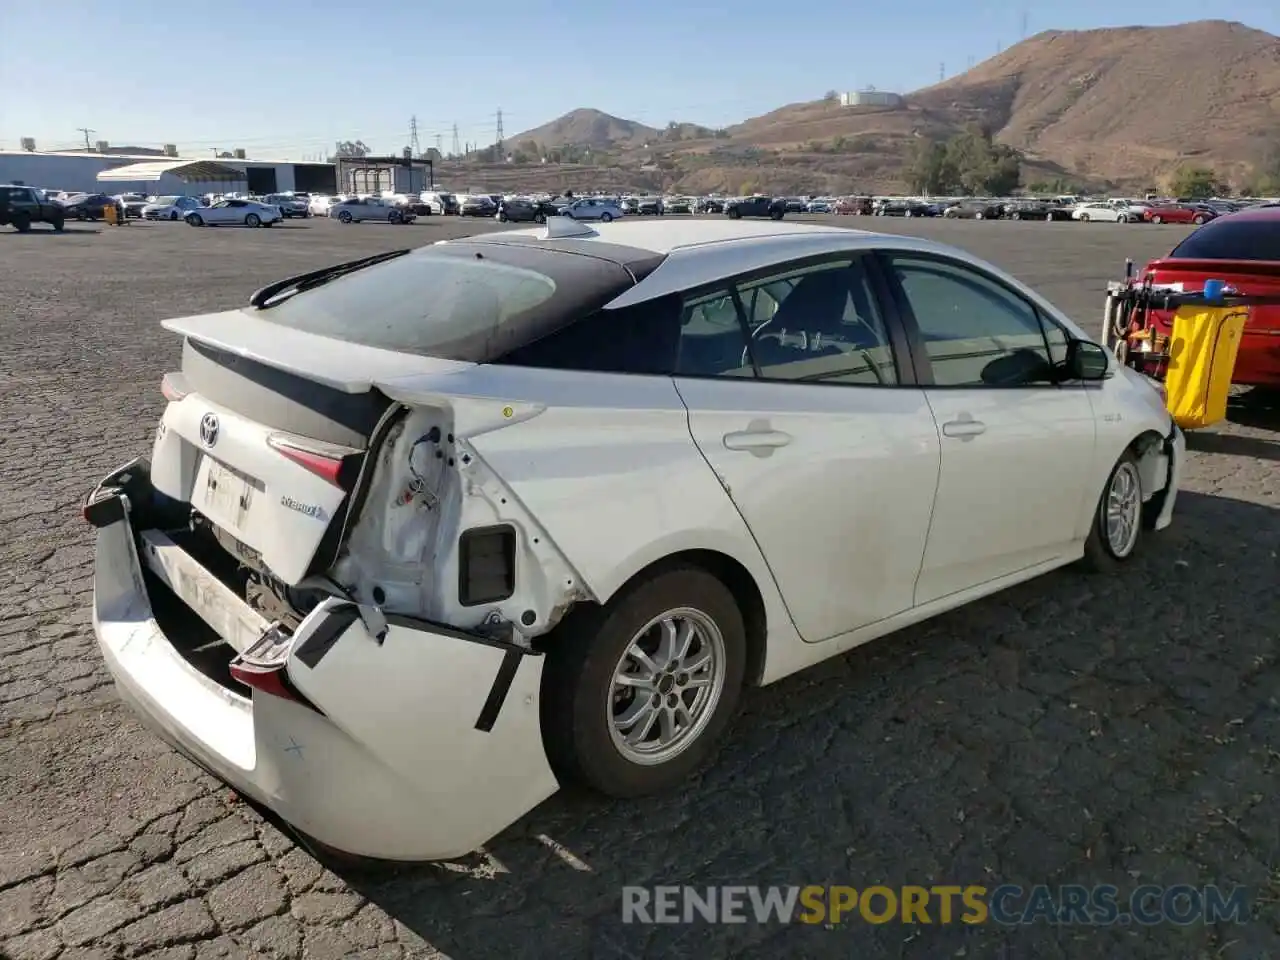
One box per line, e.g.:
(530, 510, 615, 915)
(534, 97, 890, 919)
(1169, 217, 1280, 261)
(497, 296, 683, 374)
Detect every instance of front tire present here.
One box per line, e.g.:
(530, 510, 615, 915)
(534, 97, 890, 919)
(1151, 215, 1163, 224)
(600, 212, 613, 222)
(541, 566, 747, 798)
(1079, 451, 1145, 572)
(187, 214, 203, 227)
(338, 211, 353, 224)
(170, 211, 178, 220)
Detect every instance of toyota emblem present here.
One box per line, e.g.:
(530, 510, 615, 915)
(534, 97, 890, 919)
(199, 413, 220, 448)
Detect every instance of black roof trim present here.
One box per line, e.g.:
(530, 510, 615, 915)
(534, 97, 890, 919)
(444, 235, 666, 283)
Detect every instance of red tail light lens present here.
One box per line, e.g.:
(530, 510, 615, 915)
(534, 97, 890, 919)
(266, 434, 360, 490)
(229, 660, 302, 703)
(160, 373, 188, 402)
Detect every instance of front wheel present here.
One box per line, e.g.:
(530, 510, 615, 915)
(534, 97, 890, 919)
(1079, 451, 1147, 572)
(600, 212, 613, 223)
(186, 214, 203, 227)
(338, 211, 353, 224)
(726, 208, 741, 219)
(534, 212, 547, 224)
(541, 566, 747, 798)
(770, 209, 784, 220)
(1151, 215, 1163, 224)
(51, 218, 64, 232)
(1193, 215, 1206, 225)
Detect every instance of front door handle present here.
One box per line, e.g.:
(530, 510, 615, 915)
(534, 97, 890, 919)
(723, 429, 792, 455)
(941, 419, 987, 439)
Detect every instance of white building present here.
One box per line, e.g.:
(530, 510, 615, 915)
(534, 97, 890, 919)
(0, 149, 339, 196)
(839, 89, 904, 108)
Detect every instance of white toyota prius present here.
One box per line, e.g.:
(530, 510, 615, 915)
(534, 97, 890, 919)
(85, 218, 1185, 861)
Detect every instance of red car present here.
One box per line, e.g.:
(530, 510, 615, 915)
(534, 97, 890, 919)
(834, 196, 873, 215)
(1135, 206, 1280, 388)
(1142, 203, 1216, 225)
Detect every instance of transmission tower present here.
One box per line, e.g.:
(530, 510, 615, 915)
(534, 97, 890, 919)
(435, 133, 443, 154)
(77, 127, 95, 150)
(1021, 10, 1029, 39)
(409, 115, 421, 157)
(451, 123, 460, 157)
(495, 108, 504, 161)
(939, 62, 945, 82)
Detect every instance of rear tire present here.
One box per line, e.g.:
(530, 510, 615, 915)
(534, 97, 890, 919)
(13, 215, 31, 233)
(1079, 451, 1146, 573)
(1193, 215, 1205, 225)
(1152, 215, 1163, 224)
(541, 567, 747, 798)
(51, 218, 64, 231)
(600, 212, 613, 222)
(338, 211, 353, 224)
(245, 213, 261, 227)
(170, 211, 178, 221)
(187, 214, 203, 227)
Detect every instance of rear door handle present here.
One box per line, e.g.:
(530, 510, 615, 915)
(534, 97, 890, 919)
(941, 419, 987, 439)
(723, 430, 792, 454)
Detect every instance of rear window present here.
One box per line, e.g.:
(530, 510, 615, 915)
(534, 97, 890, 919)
(259, 249, 560, 357)
(1169, 217, 1280, 261)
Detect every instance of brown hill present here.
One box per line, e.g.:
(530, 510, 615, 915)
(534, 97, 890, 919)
(507, 108, 661, 151)
(460, 20, 1280, 194)
(910, 19, 1280, 184)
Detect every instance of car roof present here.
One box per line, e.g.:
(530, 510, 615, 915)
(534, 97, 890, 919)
(497, 218, 859, 255)
(1217, 205, 1280, 222)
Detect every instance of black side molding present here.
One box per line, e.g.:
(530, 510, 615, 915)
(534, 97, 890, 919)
(293, 604, 361, 668)
(474, 649, 522, 733)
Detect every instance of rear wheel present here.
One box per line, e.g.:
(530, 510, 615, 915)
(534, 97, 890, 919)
(541, 567, 747, 797)
(1193, 215, 1206, 225)
(1152, 215, 1163, 224)
(245, 213, 261, 227)
(600, 212, 613, 223)
(187, 214, 204, 227)
(388, 210, 401, 223)
(727, 208, 741, 219)
(170, 211, 178, 220)
(1079, 451, 1146, 572)
(51, 217, 64, 231)
(13, 214, 31, 233)
(770, 209, 784, 220)
(338, 211, 353, 224)
(1080, 213, 1090, 222)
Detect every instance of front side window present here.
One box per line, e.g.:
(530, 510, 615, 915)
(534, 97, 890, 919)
(887, 255, 1056, 387)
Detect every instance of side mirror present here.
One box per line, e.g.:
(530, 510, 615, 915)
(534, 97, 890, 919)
(1065, 339, 1111, 381)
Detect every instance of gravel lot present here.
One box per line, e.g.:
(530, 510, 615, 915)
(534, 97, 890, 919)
(1, 214, 1278, 960)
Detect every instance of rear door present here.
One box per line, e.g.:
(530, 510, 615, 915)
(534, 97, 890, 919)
(880, 252, 1097, 603)
(675, 254, 941, 642)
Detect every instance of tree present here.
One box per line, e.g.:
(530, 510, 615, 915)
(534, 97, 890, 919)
(910, 127, 1022, 195)
(1167, 165, 1224, 199)
(823, 90, 839, 102)
(334, 140, 370, 158)
(520, 139, 540, 159)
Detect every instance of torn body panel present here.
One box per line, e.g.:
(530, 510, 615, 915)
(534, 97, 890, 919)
(329, 403, 593, 640)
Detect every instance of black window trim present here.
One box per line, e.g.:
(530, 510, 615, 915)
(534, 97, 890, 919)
(674, 250, 919, 389)
(875, 249, 1074, 390)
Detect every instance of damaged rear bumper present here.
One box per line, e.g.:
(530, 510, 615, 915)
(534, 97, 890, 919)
(87, 460, 559, 861)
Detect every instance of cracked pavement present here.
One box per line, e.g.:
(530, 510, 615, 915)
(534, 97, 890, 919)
(1, 215, 1278, 959)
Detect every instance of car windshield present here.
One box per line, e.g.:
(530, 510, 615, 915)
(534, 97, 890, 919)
(155, 196, 180, 204)
(258, 248, 559, 356)
(1168, 217, 1280, 261)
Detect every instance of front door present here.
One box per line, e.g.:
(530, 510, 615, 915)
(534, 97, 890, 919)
(880, 253, 1098, 603)
(674, 255, 941, 642)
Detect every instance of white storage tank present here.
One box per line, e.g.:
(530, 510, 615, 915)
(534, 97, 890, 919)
(839, 89, 904, 108)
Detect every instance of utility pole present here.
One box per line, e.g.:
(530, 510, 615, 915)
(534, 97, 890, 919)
(939, 62, 945, 82)
(435, 133, 442, 155)
(1021, 10, 1029, 40)
(409, 115, 421, 157)
(451, 123, 460, 158)
(77, 127, 95, 150)
(495, 108, 504, 162)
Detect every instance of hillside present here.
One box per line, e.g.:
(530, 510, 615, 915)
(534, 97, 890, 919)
(507, 108, 660, 151)
(463, 20, 1280, 194)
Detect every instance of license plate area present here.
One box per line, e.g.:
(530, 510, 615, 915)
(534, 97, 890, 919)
(195, 455, 262, 532)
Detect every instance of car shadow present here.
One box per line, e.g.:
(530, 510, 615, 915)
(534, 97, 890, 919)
(4, 226, 100, 236)
(1226, 388, 1280, 431)
(1185, 431, 1280, 461)
(300, 488, 1280, 960)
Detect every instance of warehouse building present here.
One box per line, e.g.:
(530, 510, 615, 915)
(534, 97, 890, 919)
(0, 146, 338, 196)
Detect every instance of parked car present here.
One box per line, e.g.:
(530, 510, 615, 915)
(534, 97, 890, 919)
(560, 197, 625, 221)
(783, 198, 807, 213)
(143, 196, 203, 221)
(1129, 207, 1280, 387)
(458, 195, 496, 217)
(1072, 202, 1127, 223)
(185, 198, 285, 227)
(695, 198, 726, 214)
(621, 197, 641, 214)
(496, 198, 560, 223)
(805, 199, 833, 214)
(421, 191, 459, 215)
(114, 193, 150, 218)
(1144, 204, 1215, 226)
(635, 197, 664, 216)
(665, 197, 693, 214)
(328, 196, 415, 224)
(60, 193, 117, 220)
(942, 199, 1003, 220)
(0, 183, 65, 231)
(308, 195, 337, 216)
(834, 197, 873, 215)
(873, 198, 932, 218)
(725, 195, 786, 219)
(82, 218, 1184, 863)
(264, 194, 311, 218)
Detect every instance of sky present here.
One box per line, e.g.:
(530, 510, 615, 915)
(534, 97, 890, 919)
(2, 0, 1276, 160)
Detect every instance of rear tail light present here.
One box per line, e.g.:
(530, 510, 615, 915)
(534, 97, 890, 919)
(266, 433, 361, 490)
(160, 372, 188, 402)
(229, 660, 303, 702)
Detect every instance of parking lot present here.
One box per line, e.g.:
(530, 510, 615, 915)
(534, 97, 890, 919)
(1, 214, 1278, 960)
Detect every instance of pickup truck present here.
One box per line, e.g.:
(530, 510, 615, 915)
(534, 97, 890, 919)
(0, 184, 66, 232)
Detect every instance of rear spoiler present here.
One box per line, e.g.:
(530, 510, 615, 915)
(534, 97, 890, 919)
(1144, 258, 1280, 280)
